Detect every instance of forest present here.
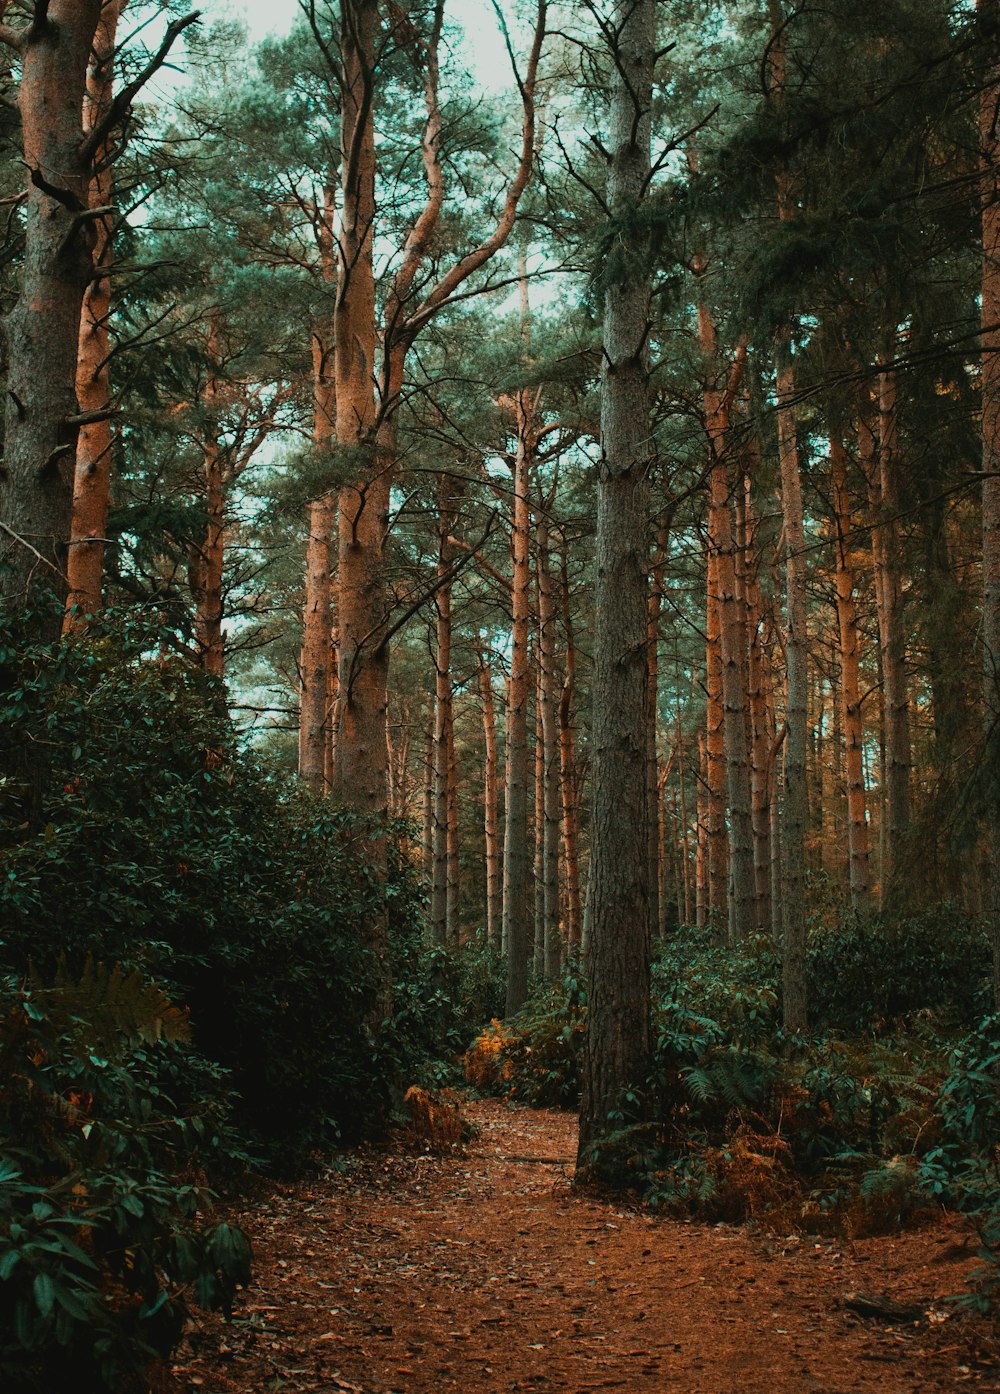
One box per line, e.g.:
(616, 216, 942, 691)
(3, 0, 1000, 1389)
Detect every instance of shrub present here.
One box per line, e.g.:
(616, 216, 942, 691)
(465, 963, 586, 1107)
(0, 610, 430, 1164)
(0, 964, 251, 1394)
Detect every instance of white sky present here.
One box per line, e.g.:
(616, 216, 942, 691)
(221, 0, 514, 89)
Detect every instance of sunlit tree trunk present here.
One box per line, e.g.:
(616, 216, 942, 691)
(578, 0, 654, 1163)
(64, 0, 124, 627)
(299, 189, 338, 789)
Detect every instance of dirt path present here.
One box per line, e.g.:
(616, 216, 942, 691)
(178, 1097, 1000, 1394)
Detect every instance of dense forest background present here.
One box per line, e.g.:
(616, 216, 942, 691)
(4, 0, 1000, 1389)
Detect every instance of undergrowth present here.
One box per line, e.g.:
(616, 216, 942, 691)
(465, 919, 1000, 1308)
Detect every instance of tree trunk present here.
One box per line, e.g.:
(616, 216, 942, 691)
(558, 537, 583, 953)
(430, 482, 455, 944)
(64, 0, 124, 627)
(696, 728, 708, 928)
(980, 0, 1000, 1004)
(776, 340, 809, 1032)
(742, 475, 773, 931)
(705, 547, 728, 937)
(479, 649, 502, 944)
(646, 523, 668, 943)
(187, 315, 228, 680)
(331, 0, 383, 817)
(830, 435, 872, 911)
(862, 362, 911, 898)
(578, 0, 654, 1164)
(1, 1, 105, 629)
(503, 399, 533, 1013)
(299, 189, 338, 789)
(537, 515, 561, 977)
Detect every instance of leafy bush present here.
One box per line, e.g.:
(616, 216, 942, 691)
(0, 610, 432, 1164)
(0, 965, 251, 1394)
(807, 911, 990, 1032)
(465, 963, 586, 1107)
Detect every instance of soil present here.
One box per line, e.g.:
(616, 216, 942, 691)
(176, 1097, 1000, 1394)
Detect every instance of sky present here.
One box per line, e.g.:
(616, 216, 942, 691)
(221, 0, 514, 90)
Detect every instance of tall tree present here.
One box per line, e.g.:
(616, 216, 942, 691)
(578, 0, 655, 1162)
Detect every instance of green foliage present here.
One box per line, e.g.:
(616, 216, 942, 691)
(465, 962, 587, 1108)
(0, 967, 250, 1394)
(0, 606, 430, 1167)
(807, 912, 990, 1032)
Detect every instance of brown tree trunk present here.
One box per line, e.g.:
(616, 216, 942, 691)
(299, 189, 338, 789)
(705, 547, 728, 934)
(863, 361, 911, 898)
(329, 0, 543, 831)
(768, 13, 808, 1030)
(558, 538, 583, 953)
(830, 435, 872, 911)
(578, 0, 654, 1164)
(533, 659, 545, 978)
(775, 340, 808, 1031)
(186, 315, 228, 680)
(695, 728, 708, 928)
(742, 475, 773, 931)
(1, 1, 105, 627)
(430, 479, 456, 945)
(331, 0, 382, 814)
(64, 0, 124, 627)
(421, 708, 434, 880)
(504, 397, 534, 1013)
(537, 515, 562, 977)
(446, 691, 459, 946)
(479, 648, 502, 944)
(646, 523, 668, 943)
(980, 0, 1000, 1004)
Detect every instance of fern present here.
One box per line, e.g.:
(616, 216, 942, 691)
(27, 957, 191, 1058)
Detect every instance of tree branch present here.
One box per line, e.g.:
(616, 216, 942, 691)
(79, 11, 201, 165)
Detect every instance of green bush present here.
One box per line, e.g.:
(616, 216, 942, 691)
(465, 962, 587, 1107)
(0, 964, 251, 1394)
(0, 607, 430, 1165)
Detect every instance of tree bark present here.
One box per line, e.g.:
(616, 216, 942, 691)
(704, 546, 728, 936)
(830, 435, 872, 911)
(980, 0, 1000, 1004)
(775, 340, 808, 1031)
(1, 1, 105, 628)
(558, 537, 583, 954)
(299, 188, 338, 789)
(504, 396, 534, 1013)
(861, 363, 911, 899)
(64, 0, 124, 627)
(430, 478, 456, 944)
(479, 648, 502, 944)
(536, 514, 562, 977)
(578, 0, 654, 1164)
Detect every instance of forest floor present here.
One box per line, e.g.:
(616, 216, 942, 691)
(175, 1096, 1000, 1394)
